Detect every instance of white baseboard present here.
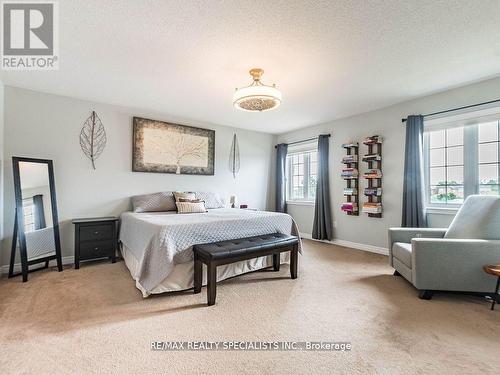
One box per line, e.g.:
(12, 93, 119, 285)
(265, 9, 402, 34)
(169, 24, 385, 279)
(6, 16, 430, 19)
(299, 232, 388, 256)
(2, 235, 388, 274)
(1, 256, 75, 275)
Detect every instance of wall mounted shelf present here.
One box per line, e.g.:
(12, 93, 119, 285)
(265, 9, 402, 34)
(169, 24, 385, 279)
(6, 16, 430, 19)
(362, 136, 383, 218)
(341, 143, 359, 215)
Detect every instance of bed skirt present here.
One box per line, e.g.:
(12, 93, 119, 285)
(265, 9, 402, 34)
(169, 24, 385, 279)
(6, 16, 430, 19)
(121, 243, 290, 297)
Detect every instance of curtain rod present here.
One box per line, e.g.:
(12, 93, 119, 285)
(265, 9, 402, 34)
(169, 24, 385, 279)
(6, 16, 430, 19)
(401, 98, 500, 123)
(274, 134, 330, 149)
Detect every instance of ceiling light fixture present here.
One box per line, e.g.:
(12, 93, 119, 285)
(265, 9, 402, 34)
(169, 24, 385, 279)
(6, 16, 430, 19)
(233, 68, 281, 112)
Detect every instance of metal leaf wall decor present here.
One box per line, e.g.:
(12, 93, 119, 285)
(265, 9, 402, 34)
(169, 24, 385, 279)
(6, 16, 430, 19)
(80, 111, 106, 170)
(228, 133, 240, 178)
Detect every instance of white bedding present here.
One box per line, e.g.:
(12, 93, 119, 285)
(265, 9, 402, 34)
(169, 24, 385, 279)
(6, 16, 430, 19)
(119, 208, 300, 296)
(121, 243, 290, 296)
(25, 227, 56, 259)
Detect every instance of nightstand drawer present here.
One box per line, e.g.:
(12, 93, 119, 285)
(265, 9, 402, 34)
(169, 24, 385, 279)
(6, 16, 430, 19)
(79, 224, 113, 242)
(79, 240, 115, 260)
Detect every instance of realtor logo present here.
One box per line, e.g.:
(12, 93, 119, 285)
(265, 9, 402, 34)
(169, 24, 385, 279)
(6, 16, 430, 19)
(1, 1, 59, 70)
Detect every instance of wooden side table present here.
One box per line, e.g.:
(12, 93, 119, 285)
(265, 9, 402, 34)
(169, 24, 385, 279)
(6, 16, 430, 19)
(483, 264, 500, 310)
(72, 217, 118, 269)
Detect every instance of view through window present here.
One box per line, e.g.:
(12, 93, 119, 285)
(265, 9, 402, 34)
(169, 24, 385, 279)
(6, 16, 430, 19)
(425, 120, 499, 206)
(286, 149, 318, 201)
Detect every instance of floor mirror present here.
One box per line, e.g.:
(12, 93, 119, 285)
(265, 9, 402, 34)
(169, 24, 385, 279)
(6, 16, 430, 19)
(9, 157, 63, 282)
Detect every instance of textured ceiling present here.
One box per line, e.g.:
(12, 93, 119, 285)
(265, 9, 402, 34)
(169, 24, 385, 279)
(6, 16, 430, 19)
(2, 0, 500, 134)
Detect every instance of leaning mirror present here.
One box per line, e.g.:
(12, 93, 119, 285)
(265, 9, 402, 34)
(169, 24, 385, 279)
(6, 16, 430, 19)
(9, 157, 62, 282)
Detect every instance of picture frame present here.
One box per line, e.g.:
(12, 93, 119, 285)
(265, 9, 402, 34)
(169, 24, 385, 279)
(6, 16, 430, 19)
(132, 117, 215, 175)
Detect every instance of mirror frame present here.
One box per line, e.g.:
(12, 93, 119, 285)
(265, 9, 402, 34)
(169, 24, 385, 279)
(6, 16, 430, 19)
(9, 156, 63, 281)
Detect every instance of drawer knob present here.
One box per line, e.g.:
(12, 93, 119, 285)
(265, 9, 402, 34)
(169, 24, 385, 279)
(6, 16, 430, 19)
(94, 247, 99, 251)
(94, 231, 99, 235)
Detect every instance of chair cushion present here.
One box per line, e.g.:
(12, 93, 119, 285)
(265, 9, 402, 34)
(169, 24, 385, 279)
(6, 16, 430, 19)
(193, 233, 299, 261)
(392, 242, 412, 268)
(445, 195, 500, 240)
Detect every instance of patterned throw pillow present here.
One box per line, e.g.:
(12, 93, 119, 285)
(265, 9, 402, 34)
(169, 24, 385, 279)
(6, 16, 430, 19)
(131, 192, 176, 212)
(176, 201, 208, 214)
(173, 191, 196, 202)
(194, 192, 225, 209)
(178, 198, 202, 203)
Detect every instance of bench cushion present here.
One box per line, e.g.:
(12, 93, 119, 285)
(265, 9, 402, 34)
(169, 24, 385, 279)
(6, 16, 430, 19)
(193, 233, 299, 261)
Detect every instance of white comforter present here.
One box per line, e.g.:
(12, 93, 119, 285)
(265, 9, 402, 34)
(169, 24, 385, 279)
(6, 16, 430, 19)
(119, 208, 301, 293)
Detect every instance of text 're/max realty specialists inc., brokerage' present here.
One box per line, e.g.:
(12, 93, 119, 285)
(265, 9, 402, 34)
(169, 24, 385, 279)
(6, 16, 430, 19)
(151, 341, 353, 351)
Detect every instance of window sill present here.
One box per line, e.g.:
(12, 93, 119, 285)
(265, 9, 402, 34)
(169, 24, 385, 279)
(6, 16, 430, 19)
(286, 200, 315, 206)
(426, 206, 459, 215)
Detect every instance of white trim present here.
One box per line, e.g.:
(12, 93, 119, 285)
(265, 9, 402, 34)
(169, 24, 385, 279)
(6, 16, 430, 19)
(299, 232, 388, 256)
(1, 255, 74, 275)
(425, 103, 500, 130)
(426, 207, 459, 215)
(286, 140, 318, 154)
(286, 200, 315, 206)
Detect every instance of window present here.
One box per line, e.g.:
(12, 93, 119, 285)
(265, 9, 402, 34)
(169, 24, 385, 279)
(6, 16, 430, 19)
(425, 120, 500, 207)
(22, 198, 35, 232)
(478, 121, 500, 195)
(286, 149, 318, 202)
(427, 127, 464, 204)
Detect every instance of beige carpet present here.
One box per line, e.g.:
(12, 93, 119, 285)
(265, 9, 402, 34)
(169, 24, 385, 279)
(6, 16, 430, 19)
(1, 239, 499, 375)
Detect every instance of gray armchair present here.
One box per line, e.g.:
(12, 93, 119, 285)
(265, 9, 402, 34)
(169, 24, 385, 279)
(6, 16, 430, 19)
(389, 195, 500, 299)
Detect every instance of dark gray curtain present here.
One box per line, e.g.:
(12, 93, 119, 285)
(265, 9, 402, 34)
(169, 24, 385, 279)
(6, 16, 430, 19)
(33, 194, 46, 230)
(402, 115, 427, 227)
(275, 143, 288, 213)
(312, 135, 332, 240)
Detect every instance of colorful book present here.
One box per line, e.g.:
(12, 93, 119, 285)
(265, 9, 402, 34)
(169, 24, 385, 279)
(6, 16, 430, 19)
(341, 168, 359, 178)
(342, 142, 359, 148)
(363, 135, 383, 145)
(344, 187, 358, 196)
(362, 202, 382, 214)
(364, 188, 382, 196)
(342, 155, 358, 163)
(362, 154, 381, 162)
(363, 169, 382, 179)
(341, 202, 358, 212)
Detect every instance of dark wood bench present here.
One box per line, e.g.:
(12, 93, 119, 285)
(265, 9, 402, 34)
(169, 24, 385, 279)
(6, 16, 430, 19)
(193, 233, 299, 306)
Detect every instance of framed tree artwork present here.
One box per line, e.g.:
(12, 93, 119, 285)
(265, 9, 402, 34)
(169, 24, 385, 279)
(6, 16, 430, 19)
(132, 117, 215, 175)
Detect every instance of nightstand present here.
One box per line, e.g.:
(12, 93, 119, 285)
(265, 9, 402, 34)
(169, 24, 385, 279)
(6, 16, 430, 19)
(72, 217, 118, 269)
(237, 205, 258, 211)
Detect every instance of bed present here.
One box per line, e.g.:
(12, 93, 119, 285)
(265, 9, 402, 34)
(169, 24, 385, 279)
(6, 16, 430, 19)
(119, 208, 301, 297)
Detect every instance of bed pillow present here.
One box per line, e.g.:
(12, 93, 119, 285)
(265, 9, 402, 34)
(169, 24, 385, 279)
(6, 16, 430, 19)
(194, 192, 225, 209)
(178, 198, 203, 203)
(173, 191, 196, 202)
(131, 191, 176, 212)
(176, 201, 208, 214)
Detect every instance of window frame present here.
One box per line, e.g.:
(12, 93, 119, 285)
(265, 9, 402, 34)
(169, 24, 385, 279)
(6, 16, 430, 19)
(285, 148, 318, 203)
(424, 120, 500, 209)
(477, 121, 500, 197)
(22, 197, 36, 232)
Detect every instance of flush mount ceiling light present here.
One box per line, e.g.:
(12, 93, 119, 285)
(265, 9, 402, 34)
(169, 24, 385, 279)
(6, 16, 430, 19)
(233, 68, 282, 112)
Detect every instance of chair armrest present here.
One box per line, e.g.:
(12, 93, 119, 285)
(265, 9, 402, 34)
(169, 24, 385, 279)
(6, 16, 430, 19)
(411, 238, 500, 290)
(388, 228, 447, 266)
(389, 228, 447, 244)
(412, 238, 500, 252)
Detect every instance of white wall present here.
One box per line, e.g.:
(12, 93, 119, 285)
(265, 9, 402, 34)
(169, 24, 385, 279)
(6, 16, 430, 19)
(0, 81, 4, 245)
(1, 87, 274, 265)
(3, 76, 500, 265)
(278, 76, 500, 249)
